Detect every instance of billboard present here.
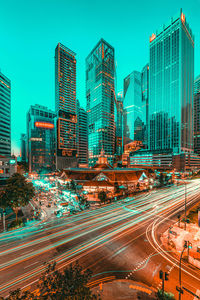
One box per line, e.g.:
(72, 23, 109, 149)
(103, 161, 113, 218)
(35, 122, 54, 129)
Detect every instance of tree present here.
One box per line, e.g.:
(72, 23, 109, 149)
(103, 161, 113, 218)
(0, 173, 35, 222)
(98, 190, 107, 204)
(36, 262, 100, 299)
(3, 289, 35, 300)
(70, 180, 76, 192)
(157, 289, 175, 300)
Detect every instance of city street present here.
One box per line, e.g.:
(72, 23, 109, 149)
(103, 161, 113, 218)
(0, 180, 200, 299)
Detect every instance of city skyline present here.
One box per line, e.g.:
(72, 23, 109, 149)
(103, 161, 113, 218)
(1, 0, 200, 154)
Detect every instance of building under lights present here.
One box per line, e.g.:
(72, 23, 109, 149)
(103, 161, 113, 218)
(194, 75, 200, 155)
(86, 39, 115, 167)
(141, 64, 149, 146)
(0, 72, 11, 157)
(123, 71, 146, 146)
(55, 43, 77, 170)
(148, 9, 194, 153)
(116, 94, 123, 156)
(27, 105, 56, 173)
(77, 100, 88, 166)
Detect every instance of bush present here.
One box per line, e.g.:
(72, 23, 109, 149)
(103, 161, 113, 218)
(8, 218, 25, 230)
(157, 289, 175, 300)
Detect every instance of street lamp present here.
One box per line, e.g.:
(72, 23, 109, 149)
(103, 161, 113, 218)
(177, 241, 187, 300)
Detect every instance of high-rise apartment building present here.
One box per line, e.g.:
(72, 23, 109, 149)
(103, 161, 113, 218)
(86, 39, 115, 166)
(116, 94, 123, 156)
(55, 43, 77, 169)
(148, 9, 194, 153)
(123, 71, 146, 146)
(77, 100, 88, 166)
(194, 75, 200, 155)
(0, 72, 11, 157)
(27, 105, 56, 172)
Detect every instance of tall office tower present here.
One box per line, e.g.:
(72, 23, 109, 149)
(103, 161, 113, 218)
(55, 43, 77, 169)
(141, 64, 149, 146)
(27, 105, 56, 173)
(0, 72, 11, 157)
(148, 10, 194, 153)
(194, 75, 200, 155)
(194, 75, 200, 94)
(77, 100, 88, 166)
(86, 39, 115, 166)
(116, 94, 123, 156)
(123, 71, 146, 146)
(20, 133, 27, 162)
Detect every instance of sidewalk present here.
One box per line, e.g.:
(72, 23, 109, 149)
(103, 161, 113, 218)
(92, 280, 156, 300)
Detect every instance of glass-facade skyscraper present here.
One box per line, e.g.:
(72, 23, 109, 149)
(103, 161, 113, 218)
(27, 105, 56, 173)
(86, 39, 115, 166)
(141, 64, 149, 146)
(116, 94, 123, 156)
(77, 100, 88, 166)
(0, 72, 11, 157)
(123, 71, 146, 146)
(194, 75, 200, 155)
(55, 43, 77, 169)
(148, 10, 194, 153)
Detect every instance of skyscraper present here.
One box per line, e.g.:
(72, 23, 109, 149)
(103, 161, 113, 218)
(0, 71, 11, 157)
(20, 133, 27, 162)
(55, 43, 77, 169)
(148, 9, 194, 153)
(86, 39, 115, 166)
(194, 75, 200, 95)
(194, 75, 200, 155)
(116, 94, 123, 156)
(27, 105, 56, 173)
(123, 71, 146, 146)
(77, 100, 88, 166)
(141, 64, 149, 146)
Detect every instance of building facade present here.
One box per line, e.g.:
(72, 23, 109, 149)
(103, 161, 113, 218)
(141, 64, 149, 146)
(148, 10, 194, 154)
(0, 72, 11, 157)
(123, 71, 146, 146)
(86, 39, 115, 166)
(20, 133, 27, 162)
(194, 75, 200, 95)
(0, 156, 17, 180)
(77, 100, 88, 166)
(116, 94, 123, 156)
(55, 43, 77, 169)
(194, 75, 200, 155)
(27, 105, 56, 173)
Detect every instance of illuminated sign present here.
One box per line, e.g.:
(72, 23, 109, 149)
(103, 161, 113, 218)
(9, 159, 16, 165)
(35, 122, 54, 129)
(0, 170, 4, 174)
(150, 33, 156, 43)
(181, 13, 185, 23)
(30, 137, 43, 142)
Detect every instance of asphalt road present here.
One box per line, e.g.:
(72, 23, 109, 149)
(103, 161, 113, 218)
(1, 180, 200, 299)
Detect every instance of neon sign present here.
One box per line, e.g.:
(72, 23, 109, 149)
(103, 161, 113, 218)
(35, 122, 54, 129)
(150, 33, 156, 43)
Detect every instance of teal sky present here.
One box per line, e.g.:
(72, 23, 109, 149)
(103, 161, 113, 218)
(1, 0, 200, 155)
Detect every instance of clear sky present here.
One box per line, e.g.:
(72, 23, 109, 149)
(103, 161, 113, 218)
(1, 0, 200, 155)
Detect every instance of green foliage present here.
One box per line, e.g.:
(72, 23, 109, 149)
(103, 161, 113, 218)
(2, 262, 100, 300)
(37, 262, 100, 299)
(98, 191, 107, 204)
(4, 289, 35, 300)
(157, 289, 175, 300)
(8, 218, 25, 229)
(0, 173, 35, 221)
